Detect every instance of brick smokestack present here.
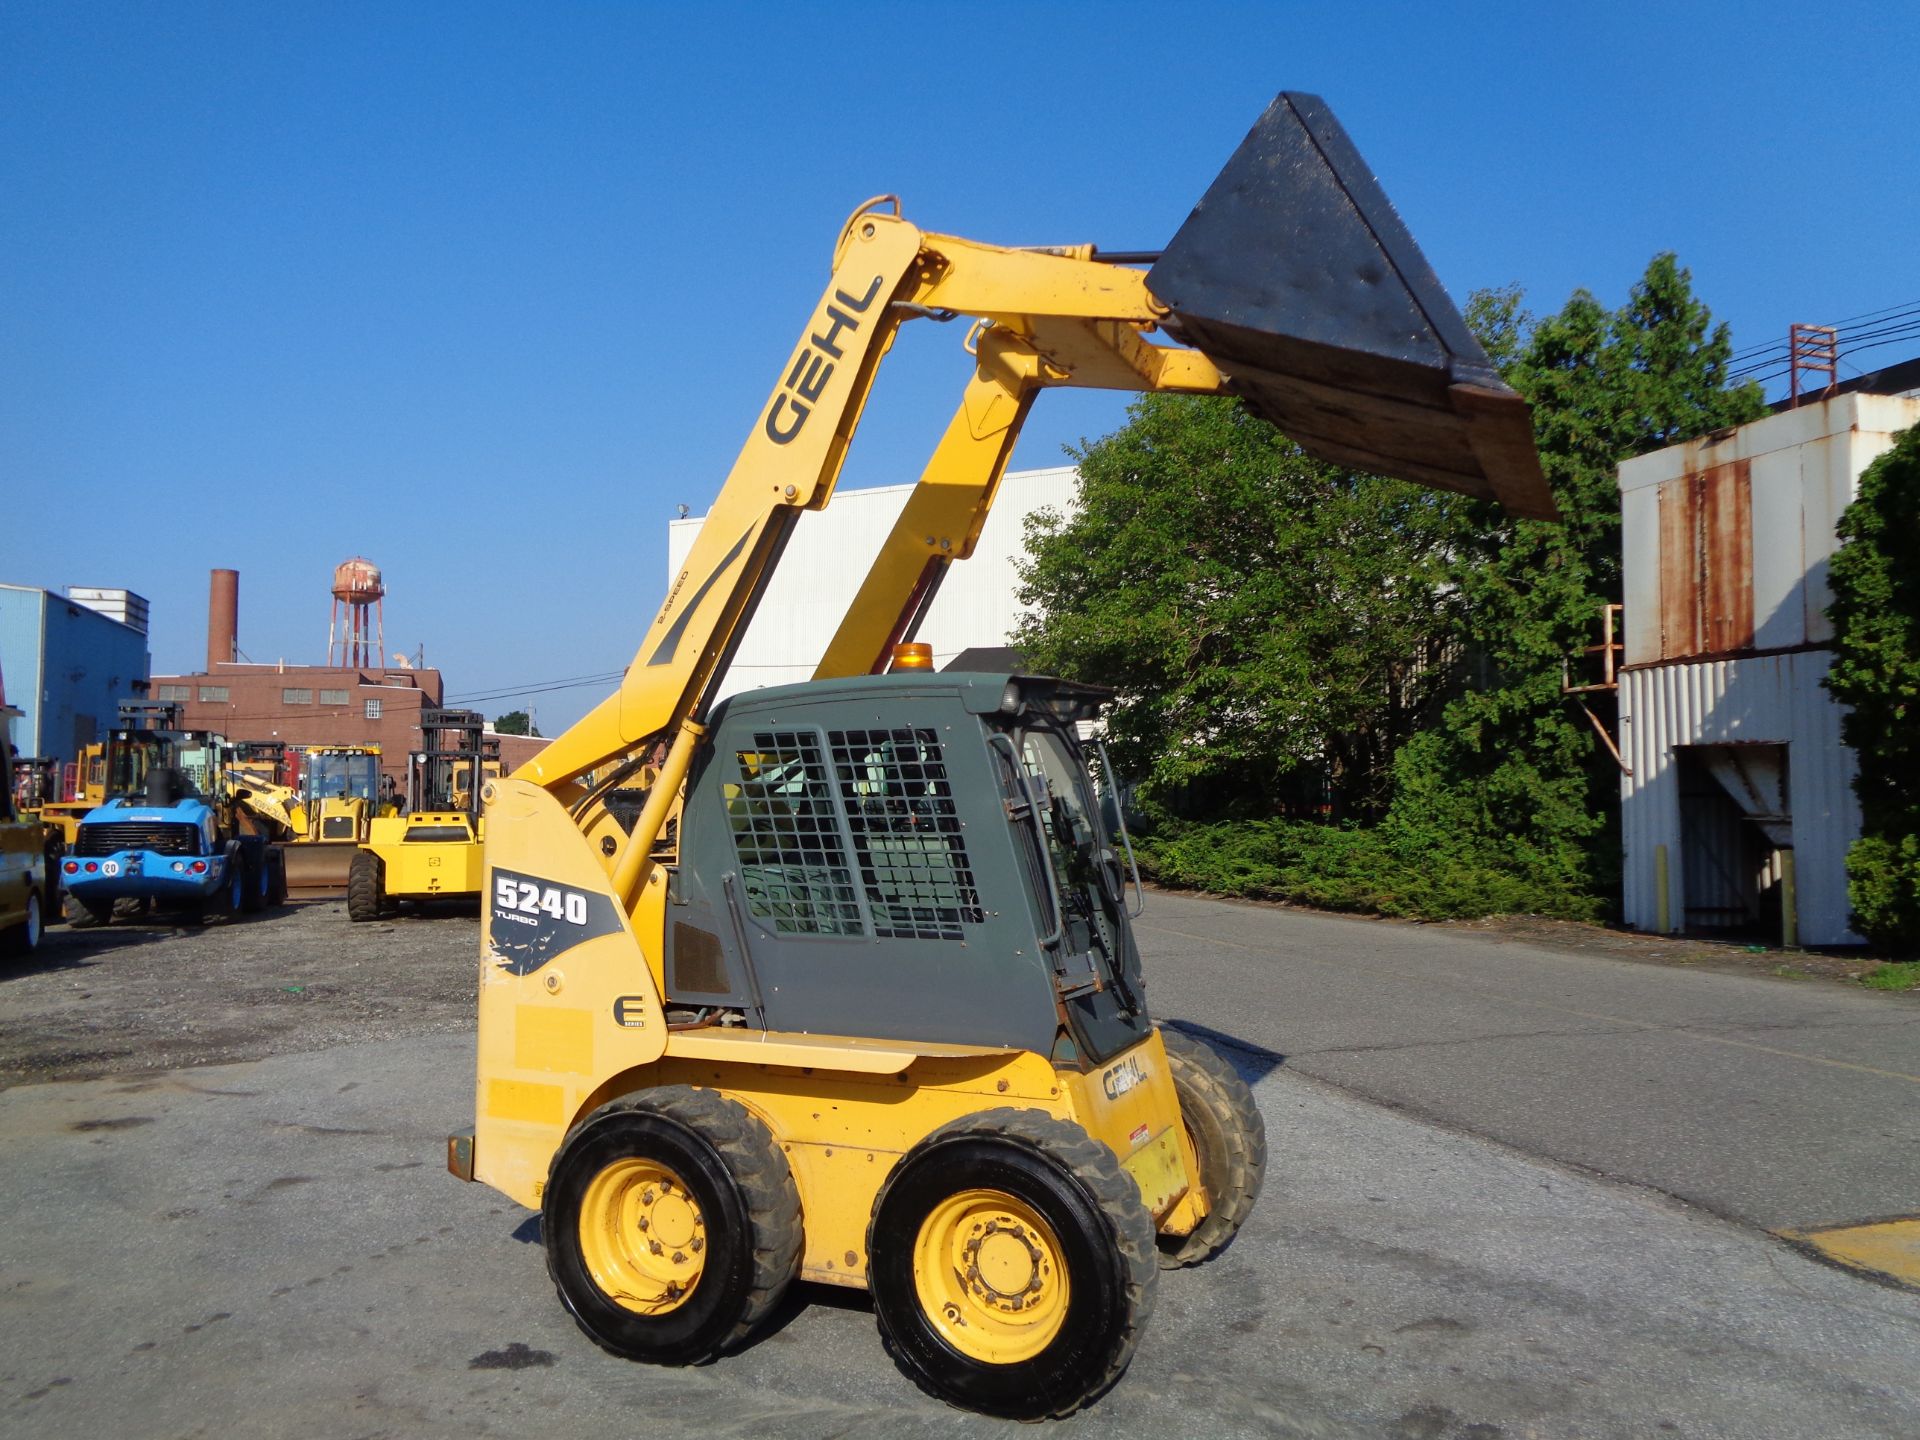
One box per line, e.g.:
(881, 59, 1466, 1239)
(208, 568, 238, 672)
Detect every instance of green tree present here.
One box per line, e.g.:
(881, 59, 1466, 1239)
(1015, 393, 1472, 820)
(494, 710, 539, 737)
(1388, 255, 1766, 901)
(1826, 424, 1920, 950)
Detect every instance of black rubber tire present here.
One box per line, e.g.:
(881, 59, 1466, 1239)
(346, 850, 388, 922)
(241, 847, 267, 913)
(543, 1086, 801, 1367)
(66, 892, 109, 929)
(223, 851, 248, 917)
(868, 1107, 1157, 1420)
(267, 849, 288, 906)
(0, 890, 41, 957)
(1155, 1028, 1266, 1269)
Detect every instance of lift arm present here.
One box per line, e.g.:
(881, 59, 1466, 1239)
(519, 214, 1237, 898)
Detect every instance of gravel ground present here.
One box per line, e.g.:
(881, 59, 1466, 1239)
(0, 901, 478, 1089)
(1, 891, 1893, 1093)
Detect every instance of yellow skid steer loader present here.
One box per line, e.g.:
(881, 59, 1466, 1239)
(449, 92, 1553, 1418)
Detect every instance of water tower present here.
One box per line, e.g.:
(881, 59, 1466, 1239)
(328, 557, 386, 668)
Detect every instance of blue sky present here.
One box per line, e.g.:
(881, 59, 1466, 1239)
(3, 2, 1916, 731)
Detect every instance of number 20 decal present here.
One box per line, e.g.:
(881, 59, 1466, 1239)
(495, 875, 589, 925)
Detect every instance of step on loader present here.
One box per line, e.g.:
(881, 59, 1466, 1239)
(448, 92, 1553, 1418)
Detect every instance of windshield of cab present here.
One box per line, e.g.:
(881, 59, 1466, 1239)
(306, 752, 378, 802)
(107, 735, 173, 798)
(1019, 725, 1105, 891)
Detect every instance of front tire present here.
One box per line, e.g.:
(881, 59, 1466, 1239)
(543, 1087, 801, 1366)
(1156, 1028, 1266, 1269)
(346, 851, 391, 921)
(867, 1107, 1157, 1420)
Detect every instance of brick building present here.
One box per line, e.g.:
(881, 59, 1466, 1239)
(151, 568, 548, 788)
(147, 660, 447, 791)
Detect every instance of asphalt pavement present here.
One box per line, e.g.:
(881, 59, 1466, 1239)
(1137, 890, 1920, 1235)
(3, 896, 1920, 1437)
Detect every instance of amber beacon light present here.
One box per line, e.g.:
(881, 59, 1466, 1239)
(889, 642, 935, 672)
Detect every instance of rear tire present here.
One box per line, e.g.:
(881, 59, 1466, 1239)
(1155, 1028, 1266, 1269)
(346, 851, 391, 921)
(267, 849, 288, 905)
(66, 893, 108, 929)
(543, 1087, 801, 1366)
(223, 852, 248, 916)
(241, 847, 267, 913)
(867, 1107, 1157, 1420)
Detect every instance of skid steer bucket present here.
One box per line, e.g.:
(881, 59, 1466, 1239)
(1148, 92, 1557, 520)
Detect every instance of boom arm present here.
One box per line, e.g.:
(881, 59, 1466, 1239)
(519, 213, 1236, 902)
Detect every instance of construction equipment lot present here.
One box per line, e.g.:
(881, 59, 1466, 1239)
(3, 901, 1918, 1438)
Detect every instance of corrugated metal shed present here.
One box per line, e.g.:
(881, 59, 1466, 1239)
(668, 467, 1078, 703)
(1617, 393, 1917, 667)
(1620, 652, 1860, 943)
(1614, 388, 1920, 946)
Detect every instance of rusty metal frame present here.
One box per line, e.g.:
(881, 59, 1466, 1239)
(1564, 603, 1630, 776)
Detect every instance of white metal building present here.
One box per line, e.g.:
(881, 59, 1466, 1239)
(1616, 387, 1920, 945)
(669, 466, 1079, 703)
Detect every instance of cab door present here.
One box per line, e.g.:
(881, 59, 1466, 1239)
(672, 694, 1059, 1053)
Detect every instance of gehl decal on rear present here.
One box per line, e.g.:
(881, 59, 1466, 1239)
(763, 274, 885, 445)
(1102, 1054, 1147, 1100)
(488, 868, 624, 976)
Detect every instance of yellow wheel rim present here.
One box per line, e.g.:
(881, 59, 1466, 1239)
(578, 1157, 707, 1315)
(912, 1187, 1070, 1364)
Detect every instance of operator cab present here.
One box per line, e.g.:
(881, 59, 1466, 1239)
(304, 749, 379, 804)
(666, 672, 1146, 1066)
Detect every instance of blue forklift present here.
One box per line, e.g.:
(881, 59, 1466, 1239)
(58, 701, 285, 926)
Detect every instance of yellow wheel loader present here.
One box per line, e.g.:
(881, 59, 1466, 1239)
(284, 745, 387, 898)
(227, 744, 390, 898)
(348, 710, 488, 919)
(449, 92, 1553, 1418)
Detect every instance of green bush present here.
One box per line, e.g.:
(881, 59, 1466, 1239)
(1845, 834, 1920, 954)
(1827, 422, 1920, 952)
(1136, 816, 1601, 922)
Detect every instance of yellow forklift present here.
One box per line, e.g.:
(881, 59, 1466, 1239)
(347, 710, 489, 919)
(23, 742, 105, 855)
(450, 93, 1554, 1417)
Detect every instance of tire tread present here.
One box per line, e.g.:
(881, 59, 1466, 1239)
(1156, 1028, 1266, 1268)
(874, 1105, 1157, 1419)
(546, 1086, 801, 1361)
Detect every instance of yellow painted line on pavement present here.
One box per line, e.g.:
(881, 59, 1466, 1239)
(1779, 1218, 1920, 1290)
(1139, 919, 1920, 1087)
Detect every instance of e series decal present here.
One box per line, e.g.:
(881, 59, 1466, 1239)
(762, 274, 884, 445)
(487, 868, 624, 976)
